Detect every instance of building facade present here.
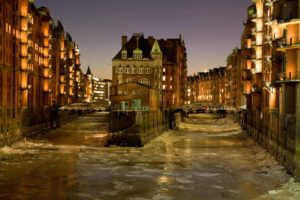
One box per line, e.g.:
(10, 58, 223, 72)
(238, 0, 300, 178)
(186, 67, 226, 106)
(159, 36, 187, 107)
(0, 0, 85, 146)
(111, 34, 163, 111)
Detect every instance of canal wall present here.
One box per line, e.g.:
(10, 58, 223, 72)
(0, 109, 79, 147)
(107, 110, 181, 147)
(243, 109, 297, 177)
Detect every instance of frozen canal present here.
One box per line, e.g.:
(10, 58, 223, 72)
(0, 112, 300, 199)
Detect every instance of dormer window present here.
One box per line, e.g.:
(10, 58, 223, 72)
(133, 49, 143, 59)
(121, 50, 127, 59)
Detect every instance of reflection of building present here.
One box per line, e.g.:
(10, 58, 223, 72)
(111, 34, 163, 111)
(0, 0, 86, 146)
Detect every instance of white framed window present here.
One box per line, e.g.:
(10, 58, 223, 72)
(132, 66, 136, 74)
(139, 67, 143, 74)
(118, 66, 123, 74)
(126, 66, 130, 74)
(145, 67, 150, 74)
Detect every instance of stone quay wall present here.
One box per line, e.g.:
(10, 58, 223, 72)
(0, 109, 79, 147)
(107, 109, 182, 147)
(241, 109, 297, 176)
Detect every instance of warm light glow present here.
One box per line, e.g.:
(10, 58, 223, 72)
(44, 38, 49, 47)
(21, 72, 28, 89)
(256, 19, 263, 32)
(21, 58, 27, 70)
(44, 69, 49, 78)
(20, 31, 27, 43)
(256, 33, 263, 46)
(255, 60, 262, 73)
(246, 60, 252, 69)
(20, 1, 28, 17)
(43, 24, 49, 37)
(43, 79, 49, 92)
(21, 46, 27, 57)
(21, 18, 27, 31)
(60, 85, 65, 94)
(256, 46, 262, 59)
(247, 39, 252, 49)
(60, 76, 65, 83)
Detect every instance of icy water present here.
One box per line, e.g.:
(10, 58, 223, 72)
(0, 113, 300, 200)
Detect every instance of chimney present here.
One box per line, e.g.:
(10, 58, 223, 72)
(122, 36, 127, 48)
(148, 36, 154, 46)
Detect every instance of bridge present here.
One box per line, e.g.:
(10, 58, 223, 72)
(182, 103, 245, 114)
(58, 102, 110, 112)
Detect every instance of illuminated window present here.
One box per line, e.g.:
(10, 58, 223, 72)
(163, 68, 166, 72)
(145, 67, 150, 74)
(139, 67, 143, 74)
(163, 84, 166, 90)
(132, 66, 136, 74)
(126, 66, 130, 74)
(163, 76, 166, 81)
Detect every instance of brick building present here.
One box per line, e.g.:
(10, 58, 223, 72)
(111, 34, 163, 111)
(159, 35, 187, 107)
(186, 67, 226, 106)
(238, 0, 300, 178)
(0, 0, 85, 145)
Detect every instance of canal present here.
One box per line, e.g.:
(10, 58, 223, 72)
(0, 112, 299, 199)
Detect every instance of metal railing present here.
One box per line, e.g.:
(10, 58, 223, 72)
(278, 71, 300, 81)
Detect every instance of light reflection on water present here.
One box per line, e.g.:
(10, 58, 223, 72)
(0, 113, 297, 200)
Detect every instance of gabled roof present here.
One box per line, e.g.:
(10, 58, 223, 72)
(151, 40, 162, 54)
(113, 35, 154, 60)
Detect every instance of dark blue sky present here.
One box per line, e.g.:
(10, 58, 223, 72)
(35, 0, 250, 79)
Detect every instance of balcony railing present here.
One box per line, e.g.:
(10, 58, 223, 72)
(278, 71, 300, 82)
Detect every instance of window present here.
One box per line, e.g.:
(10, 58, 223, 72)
(126, 66, 130, 74)
(163, 76, 166, 81)
(118, 66, 123, 74)
(132, 66, 136, 74)
(118, 90, 122, 95)
(163, 68, 166, 72)
(139, 67, 143, 74)
(145, 67, 150, 74)
(121, 51, 127, 59)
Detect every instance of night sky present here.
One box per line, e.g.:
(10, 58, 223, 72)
(35, 0, 250, 79)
